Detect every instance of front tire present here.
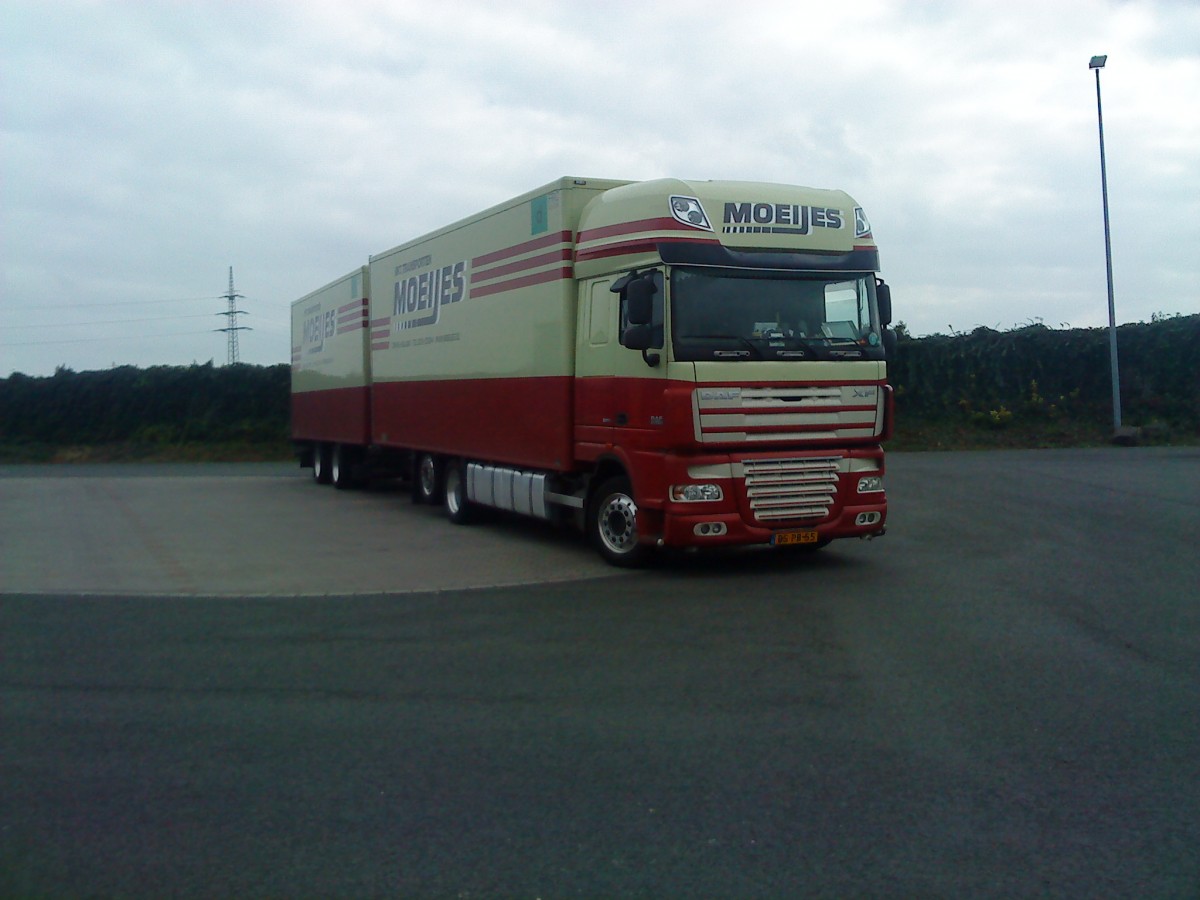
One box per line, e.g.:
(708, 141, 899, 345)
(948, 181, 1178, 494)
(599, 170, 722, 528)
(588, 476, 651, 567)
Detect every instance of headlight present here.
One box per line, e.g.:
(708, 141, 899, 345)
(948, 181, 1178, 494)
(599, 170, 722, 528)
(670, 483, 724, 502)
(857, 475, 884, 493)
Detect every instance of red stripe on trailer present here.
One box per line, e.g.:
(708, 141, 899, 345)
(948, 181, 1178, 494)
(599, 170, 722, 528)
(471, 248, 573, 283)
(472, 231, 572, 268)
(470, 266, 573, 300)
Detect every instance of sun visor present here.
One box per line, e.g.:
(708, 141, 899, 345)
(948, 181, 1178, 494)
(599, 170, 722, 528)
(658, 241, 880, 273)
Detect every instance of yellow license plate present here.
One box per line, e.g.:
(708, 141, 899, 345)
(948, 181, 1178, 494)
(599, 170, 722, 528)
(773, 530, 819, 546)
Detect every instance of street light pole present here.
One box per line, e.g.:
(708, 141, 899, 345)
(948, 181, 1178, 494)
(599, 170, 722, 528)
(1090, 54, 1122, 433)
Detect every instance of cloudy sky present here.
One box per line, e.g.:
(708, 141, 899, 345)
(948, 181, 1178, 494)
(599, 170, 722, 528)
(3, 0, 1198, 377)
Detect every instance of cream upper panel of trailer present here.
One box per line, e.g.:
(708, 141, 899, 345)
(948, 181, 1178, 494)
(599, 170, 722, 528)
(366, 179, 627, 384)
(290, 267, 370, 392)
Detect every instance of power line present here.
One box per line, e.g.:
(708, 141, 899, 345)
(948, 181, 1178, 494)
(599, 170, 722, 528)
(0, 328, 217, 347)
(4, 313, 218, 330)
(241, 295, 291, 310)
(2, 296, 224, 311)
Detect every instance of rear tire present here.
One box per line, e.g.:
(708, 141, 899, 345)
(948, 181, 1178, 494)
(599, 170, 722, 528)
(588, 476, 651, 567)
(331, 445, 357, 490)
(312, 443, 332, 485)
(443, 460, 473, 525)
(414, 453, 442, 504)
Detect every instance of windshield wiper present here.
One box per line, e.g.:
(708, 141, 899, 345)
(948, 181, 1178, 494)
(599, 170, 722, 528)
(679, 334, 766, 359)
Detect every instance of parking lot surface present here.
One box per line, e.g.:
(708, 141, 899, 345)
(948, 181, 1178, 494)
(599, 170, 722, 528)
(2, 448, 1198, 896)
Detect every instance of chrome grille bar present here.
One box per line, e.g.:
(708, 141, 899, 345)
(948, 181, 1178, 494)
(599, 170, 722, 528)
(743, 457, 840, 523)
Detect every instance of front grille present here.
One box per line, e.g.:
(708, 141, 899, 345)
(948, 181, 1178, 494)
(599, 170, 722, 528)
(693, 385, 881, 444)
(743, 457, 840, 522)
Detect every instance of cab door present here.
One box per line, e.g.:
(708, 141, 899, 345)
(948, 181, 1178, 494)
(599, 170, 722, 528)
(574, 273, 666, 462)
(574, 278, 619, 457)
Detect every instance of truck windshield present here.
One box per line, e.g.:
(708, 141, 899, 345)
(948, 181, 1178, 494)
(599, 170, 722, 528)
(670, 267, 884, 362)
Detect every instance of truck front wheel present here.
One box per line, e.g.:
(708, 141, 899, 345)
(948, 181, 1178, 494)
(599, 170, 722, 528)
(589, 476, 651, 567)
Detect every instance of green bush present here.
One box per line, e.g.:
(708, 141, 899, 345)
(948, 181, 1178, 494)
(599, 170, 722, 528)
(889, 315, 1200, 436)
(2, 315, 1196, 458)
(0, 363, 291, 448)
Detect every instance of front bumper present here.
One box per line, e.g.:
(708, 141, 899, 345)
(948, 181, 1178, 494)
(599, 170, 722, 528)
(649, 448, 888, 549)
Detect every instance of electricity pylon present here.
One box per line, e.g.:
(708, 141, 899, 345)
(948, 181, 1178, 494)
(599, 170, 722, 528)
(216, 266, 250, 365)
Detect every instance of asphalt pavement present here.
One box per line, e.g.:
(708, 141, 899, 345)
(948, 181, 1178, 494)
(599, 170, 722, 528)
(2, 448, 1198, 897)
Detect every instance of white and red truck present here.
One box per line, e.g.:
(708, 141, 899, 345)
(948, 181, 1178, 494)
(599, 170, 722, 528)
(291, 177, 894, 565)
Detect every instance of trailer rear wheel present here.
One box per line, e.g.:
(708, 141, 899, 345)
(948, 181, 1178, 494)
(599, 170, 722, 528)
(312, 443, 332, 485)
(414, 453, 442, 504)
(443, 460, 473, 525)
(588, 476, 650, 567)
(331, 444, 357, 490)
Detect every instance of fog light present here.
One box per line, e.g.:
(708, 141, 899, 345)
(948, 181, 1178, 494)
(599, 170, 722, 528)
(855, 511, 881, 526)
(694, 522, 728, 537)
(671, 483, 724, 502)
(858, 475, 883, 493)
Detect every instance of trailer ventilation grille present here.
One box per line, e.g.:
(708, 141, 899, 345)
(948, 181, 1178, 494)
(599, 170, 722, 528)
(742, 457, 840, 522)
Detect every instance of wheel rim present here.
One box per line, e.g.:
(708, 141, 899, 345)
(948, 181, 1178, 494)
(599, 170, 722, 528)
(598, 492, 639, 555)
(419, 456, 437, 498)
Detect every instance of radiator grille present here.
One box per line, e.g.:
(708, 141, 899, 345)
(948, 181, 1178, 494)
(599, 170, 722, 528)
(693, 385, 880, 444)
(742, 457, 840, 522)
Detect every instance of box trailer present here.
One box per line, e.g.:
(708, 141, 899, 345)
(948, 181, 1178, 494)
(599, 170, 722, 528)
(291, 176, 894, 565)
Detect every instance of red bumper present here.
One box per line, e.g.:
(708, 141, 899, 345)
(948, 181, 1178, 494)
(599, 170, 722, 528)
(640, 447, 888, 549)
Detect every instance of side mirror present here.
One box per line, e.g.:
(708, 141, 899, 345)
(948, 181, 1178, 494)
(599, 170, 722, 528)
(623, 323, 653, 351)
(625, 277, 656, 326)
(622, 324, 661, 367)
(882, 328, 898, 360)
(876, 279, 892, 328)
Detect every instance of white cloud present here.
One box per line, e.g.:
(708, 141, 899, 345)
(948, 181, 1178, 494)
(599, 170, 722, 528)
(1, 0, 1197, 375)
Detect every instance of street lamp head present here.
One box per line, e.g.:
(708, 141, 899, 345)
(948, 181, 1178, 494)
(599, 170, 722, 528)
(1090, 55, 1108, 69)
